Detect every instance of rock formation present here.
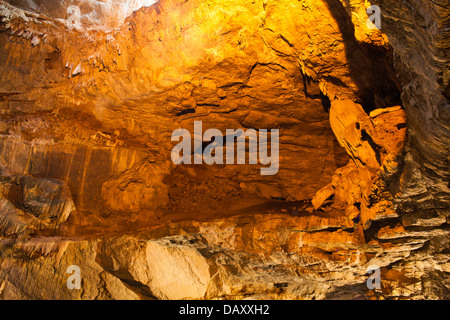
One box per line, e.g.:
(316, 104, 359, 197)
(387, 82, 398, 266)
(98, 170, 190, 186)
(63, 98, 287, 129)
(0, 0, 448, 300)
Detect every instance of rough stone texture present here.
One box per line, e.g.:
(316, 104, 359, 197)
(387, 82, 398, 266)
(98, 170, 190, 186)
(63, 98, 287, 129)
(0, 0, 448, 300)
(1, 213, 449, 300)
(372, 0, 450, 214)
(316, 101, 408, 229)
(0, 168, 75, 235)
(4, 0, 158, 30)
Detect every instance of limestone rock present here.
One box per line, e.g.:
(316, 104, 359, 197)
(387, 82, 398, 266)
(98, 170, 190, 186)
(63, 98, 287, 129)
(321, 102, 408, 228)
(0, 0, 448, 300)
(372, 0, 449, 217)
(0, 173, 75, 235)
(98, 236, 211, 300)
(3, 0, 158, 30)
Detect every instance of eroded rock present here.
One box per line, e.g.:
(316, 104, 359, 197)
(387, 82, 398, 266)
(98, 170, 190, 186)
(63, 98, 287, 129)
(0, 173, 75, 235)
(0, 0, 448, 300)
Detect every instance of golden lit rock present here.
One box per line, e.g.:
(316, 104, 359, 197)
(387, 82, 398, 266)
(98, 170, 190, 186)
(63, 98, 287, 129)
(0, 0, 448, 301)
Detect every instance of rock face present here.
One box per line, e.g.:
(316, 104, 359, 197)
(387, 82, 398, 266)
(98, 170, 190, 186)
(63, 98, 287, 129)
(372, 0, 450, 215)
(0, 0, 448, 300)
(4, 0, 158, 30)
(0, 173, 75, 235)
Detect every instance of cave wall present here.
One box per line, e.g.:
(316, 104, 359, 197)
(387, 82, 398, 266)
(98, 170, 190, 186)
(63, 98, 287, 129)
(1, 0, 383, 221)
(372, 0, 449, 217)
(0, 0, 448, 300)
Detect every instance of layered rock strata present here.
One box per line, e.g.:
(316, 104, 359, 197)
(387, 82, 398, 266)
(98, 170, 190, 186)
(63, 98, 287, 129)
(0, 0, 448, 300)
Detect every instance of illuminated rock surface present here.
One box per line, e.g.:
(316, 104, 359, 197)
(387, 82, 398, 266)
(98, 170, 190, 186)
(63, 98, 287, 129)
(0, 0, 448, 299)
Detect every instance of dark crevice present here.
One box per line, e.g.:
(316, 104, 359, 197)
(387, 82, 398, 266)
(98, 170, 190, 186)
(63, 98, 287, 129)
(119, 278, 158, 300)
(322, 0, 402, 112)
(363, 217, 401, 243)
(175, 108, 196, 116)
(320, 91, 331, 113)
